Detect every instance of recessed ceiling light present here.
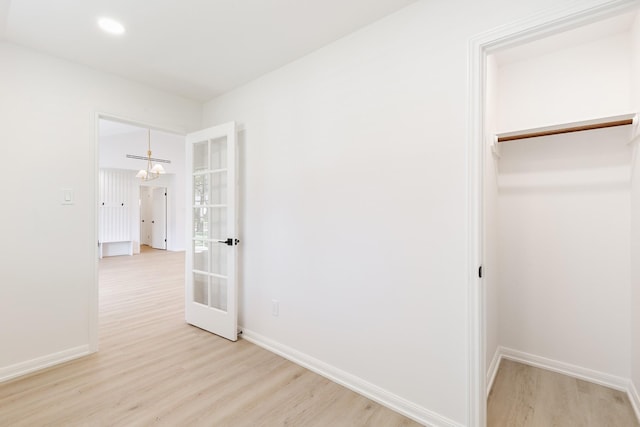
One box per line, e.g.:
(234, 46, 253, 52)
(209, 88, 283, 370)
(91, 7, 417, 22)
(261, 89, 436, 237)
(98, 17, 125, 35)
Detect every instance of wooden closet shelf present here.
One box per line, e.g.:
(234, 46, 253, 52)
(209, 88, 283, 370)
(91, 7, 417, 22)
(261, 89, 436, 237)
(496, 113, 637, 143)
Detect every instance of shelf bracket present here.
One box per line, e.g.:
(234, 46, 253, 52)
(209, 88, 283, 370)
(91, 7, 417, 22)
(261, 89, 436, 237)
(490, 135, 501, 158)
(627, 115, 640, 146)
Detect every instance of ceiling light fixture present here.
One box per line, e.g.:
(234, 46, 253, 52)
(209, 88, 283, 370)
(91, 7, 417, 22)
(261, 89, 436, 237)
(98, 17, 125, 35)
(135, 129, 166, 181)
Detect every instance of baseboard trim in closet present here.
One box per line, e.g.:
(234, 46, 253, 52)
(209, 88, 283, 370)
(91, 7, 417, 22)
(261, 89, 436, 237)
(490, 347, 640, 423)
(0, 345, 91, 383)
(486, 348, 502, 394)
(630, 380, 640, 423)
(499, 346, 629, 391)
(240, 327, 464, 427)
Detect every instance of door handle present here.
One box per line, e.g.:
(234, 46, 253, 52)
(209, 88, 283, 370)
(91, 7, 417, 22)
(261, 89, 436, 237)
(152, 221, 155, 224)
(217, 238, 240, 246)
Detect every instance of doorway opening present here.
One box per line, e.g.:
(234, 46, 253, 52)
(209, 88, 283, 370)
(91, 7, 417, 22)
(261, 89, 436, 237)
(98, 117, 186, 256)
(469, 1, 640, 426)
(94, 115, 188, 351)
(140, 186, 167, 251)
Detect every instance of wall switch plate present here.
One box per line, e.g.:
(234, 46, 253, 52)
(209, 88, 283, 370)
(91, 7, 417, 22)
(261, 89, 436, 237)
(61, 188, 74, 205)
(272, 299, 279, 317)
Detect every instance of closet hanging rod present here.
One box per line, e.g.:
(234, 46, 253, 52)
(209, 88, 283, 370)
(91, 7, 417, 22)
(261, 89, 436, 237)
(496, 113, 636, 143)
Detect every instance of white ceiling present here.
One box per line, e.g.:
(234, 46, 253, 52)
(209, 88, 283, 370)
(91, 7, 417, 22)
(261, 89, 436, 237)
(2, 0, 417, 101)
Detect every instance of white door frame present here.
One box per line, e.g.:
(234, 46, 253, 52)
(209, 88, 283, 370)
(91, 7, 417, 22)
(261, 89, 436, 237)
(92, 112, 187, 352)
(466, 0, 638, 426)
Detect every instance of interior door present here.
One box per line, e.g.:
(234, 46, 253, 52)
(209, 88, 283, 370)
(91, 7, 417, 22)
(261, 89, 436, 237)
(185, 122, 238, 341)
(151, 187, 167, 250)
(140, 186, 152, 246)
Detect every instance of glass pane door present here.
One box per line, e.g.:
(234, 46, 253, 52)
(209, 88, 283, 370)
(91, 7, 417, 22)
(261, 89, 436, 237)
(185, 123, 237, 341)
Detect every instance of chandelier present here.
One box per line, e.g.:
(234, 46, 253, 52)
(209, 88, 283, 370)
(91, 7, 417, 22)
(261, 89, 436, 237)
(135, 129, 166, 181)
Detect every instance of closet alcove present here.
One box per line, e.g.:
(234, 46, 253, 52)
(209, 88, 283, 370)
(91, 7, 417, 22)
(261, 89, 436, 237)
(483, 7, 640, 421)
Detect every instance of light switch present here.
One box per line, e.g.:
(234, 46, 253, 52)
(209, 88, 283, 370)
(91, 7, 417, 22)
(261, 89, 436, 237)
(61, 188, 74, 205)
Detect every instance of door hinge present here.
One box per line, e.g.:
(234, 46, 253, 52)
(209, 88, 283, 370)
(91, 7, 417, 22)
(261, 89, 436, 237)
(478, 265, 483, 278)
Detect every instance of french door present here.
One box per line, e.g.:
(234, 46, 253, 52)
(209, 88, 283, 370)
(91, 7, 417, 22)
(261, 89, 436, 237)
(185, 122, 238, 341)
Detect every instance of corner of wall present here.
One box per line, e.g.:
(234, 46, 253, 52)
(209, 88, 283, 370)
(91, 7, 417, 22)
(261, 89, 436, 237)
(630, 7, 640, 413)
(631, 11, 640, 111)
(629, 380, 640, 423)
(486, 347, 502, 395)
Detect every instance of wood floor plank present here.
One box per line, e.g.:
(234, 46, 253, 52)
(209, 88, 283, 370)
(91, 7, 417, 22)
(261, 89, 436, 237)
(0, 247, 421, 427)
(488, 359, 640, 427)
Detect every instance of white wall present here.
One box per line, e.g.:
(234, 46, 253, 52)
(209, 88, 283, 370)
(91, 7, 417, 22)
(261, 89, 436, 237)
(630, 11, 640, 402)
(201, 0, 577, 423)
(495, 31, 633, 378)
(497, 130, 631, 377)
(99, 128, 185, 175)
(0, 41, 201, 375)
(100, 128, 186, 251)
(496, 32, 632, 132)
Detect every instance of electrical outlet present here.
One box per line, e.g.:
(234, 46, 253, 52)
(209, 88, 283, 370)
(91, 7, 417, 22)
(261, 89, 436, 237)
(272, 299, 279, 317)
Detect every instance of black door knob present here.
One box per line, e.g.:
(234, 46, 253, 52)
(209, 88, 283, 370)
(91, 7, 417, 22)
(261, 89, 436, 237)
(216, 238, 240, 246)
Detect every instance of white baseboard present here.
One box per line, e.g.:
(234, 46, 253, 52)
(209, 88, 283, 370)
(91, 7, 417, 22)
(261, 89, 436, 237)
(486, 348, 502, 395)
(499, 346, 629, 391)
(0, 345, 92, 383)
(240, 328, 464, 427)
(630, 380, 640, 423)
(486, 347, 640, 423)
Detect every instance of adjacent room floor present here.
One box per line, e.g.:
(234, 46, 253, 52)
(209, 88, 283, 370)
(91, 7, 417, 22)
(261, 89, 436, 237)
(488, 359, 640, 426)
(0, 248, 419, 426)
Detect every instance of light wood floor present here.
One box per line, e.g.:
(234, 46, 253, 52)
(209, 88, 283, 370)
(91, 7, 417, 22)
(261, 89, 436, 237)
(0, 247, 420, 427)
(488, 359, 640, 427)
